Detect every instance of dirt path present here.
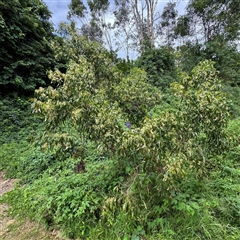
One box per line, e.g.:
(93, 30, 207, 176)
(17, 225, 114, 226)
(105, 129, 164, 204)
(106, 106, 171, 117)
(0, 172, 66, 240)
(0, 172, 16, 196)
(0, 171, 17, 238)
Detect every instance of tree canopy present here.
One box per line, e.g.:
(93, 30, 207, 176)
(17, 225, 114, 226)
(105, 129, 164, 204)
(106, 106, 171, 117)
(0, 0, 56, 94)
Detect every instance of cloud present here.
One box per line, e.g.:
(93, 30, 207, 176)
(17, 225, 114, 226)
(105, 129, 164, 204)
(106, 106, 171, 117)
(43, 0, 70, 28)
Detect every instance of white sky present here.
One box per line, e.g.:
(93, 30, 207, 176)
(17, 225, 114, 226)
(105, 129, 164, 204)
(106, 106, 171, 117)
(44, 0, 189, 27)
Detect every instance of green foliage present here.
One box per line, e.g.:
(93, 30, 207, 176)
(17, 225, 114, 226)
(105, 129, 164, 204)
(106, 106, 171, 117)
(2, 141, 240, 239)
(0, 18, 238, 238)
(207, 151, 240, 229)
(67, 0, 109, 43)
(27, 52, 234, 238)
(172, 60, 229, 150)
(185, 0, 240, 42)
(0, 95, 44, 145)
(1, 147, 126, 238)
(176, 41, 204, 73)
(177, 40, 240, 89)
(174, 15, 191, 38)
(0, 142, 56, 183)
(0, 141, 29, 178)
(223, 85, 240, 118)
(175, 0, 240, 91)
(115, 58, 134, 76)
(94, 60, 230, 238)
(68, 0, 87, 19)
(32, 36, 161, 155)
(226, 118, 240, 140)
(204, 41, 240, 86)
(135, 47, 177, 91)
(0, 0, 56, 93)
(159, 2, 178, 47)
(0, 0, 239, 238)
(0, 95, 49, 181)
(120, 60, 229, 178)
(113, 68, 160, 124)
(54, 22, 121, 84)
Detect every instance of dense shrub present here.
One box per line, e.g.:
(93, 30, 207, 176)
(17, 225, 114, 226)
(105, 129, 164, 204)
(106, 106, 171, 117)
(135, 47, 177, 90)
(0, 95, 44, 145)
(0, 29, 239, 238)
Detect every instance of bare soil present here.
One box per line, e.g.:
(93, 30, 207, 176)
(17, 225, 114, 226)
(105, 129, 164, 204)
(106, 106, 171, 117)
(0, 171, 17, 238)
(0, 172, 66, 240)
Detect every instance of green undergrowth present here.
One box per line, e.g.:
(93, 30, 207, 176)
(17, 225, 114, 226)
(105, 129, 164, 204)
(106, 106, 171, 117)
(0, 94, 45, 179)
(0, 96, 240, 239)
(1, 141, 240, 239)
(89, 148, 240, 240)
(1, 141, 127, 238)
(224, 85, 240, 118)
(0, 94, 44, 145)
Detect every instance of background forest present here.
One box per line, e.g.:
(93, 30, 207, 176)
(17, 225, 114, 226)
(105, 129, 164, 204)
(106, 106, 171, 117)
(0, 0, 240, 239)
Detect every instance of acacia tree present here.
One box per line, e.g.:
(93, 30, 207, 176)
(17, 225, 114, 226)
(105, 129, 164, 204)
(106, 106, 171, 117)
(32, 29, 160, 155)
(32, 50, 230, 229)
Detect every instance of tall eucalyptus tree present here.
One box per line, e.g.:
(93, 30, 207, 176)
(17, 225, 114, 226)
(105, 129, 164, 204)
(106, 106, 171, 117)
(68, 0, 111, 46)
(175, 0, 240, 43)
(67, 0, 179, 55)
(174, 0, 240, 85)
(113, 0, 163, 53)
(158, 2, 178, 47)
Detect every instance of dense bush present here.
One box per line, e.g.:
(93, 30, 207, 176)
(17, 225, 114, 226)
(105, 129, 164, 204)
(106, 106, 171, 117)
(0, 95, 44, 145)
(0, 0, 56, 93)
(135, 47, 177, 90)
(0, 26, 239, 239)
(177, 41, 240, 87)
(8, 55, 231, 238)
